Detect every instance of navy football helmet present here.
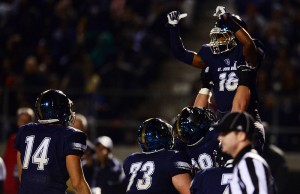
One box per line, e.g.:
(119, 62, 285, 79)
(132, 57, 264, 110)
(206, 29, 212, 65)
(209, 14, 247, 54)
(35, 89, 75, 126)
(175, 107, 217, 145)
(138, 118, 174, 152)
(209, 24, 236, 54)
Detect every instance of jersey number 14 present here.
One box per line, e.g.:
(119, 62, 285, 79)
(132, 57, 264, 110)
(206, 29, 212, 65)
(23, 135, 51, 170)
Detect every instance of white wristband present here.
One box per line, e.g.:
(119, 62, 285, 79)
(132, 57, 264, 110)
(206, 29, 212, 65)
(198, 88, 210, 95)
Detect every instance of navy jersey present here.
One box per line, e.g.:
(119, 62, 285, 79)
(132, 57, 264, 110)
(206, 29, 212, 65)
(186, 129, 220, 173)
(191, 164, 233, 194)
(198, 43, 259, 115)
(199, 43, 266, 154)
(14, 123, 87, 194)
(123, 149, 191, 194)
(172, 137, 188, 152)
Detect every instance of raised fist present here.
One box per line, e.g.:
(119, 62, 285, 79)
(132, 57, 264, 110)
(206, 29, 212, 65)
(167, 11, 187, 26)
(219, 12, 241, 33)
(220, 12, 232, 22)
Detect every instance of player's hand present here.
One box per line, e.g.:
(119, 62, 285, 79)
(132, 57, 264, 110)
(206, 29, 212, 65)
(167, 11, 187, 26)
(213, 6, 226, 18)
(219, 12, 241, 33)
(215, 12, 232, 29)
(220, 12, 232, 22)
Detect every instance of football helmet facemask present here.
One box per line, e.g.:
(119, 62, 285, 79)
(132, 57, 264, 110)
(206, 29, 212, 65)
(175, 107, 217, 146)
(138, 118, 174, 152)
(35, 89, 75, 126)
(209, 25, 236, 54)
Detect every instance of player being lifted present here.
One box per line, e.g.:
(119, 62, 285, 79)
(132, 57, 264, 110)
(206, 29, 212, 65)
(167, 6, 265, 154)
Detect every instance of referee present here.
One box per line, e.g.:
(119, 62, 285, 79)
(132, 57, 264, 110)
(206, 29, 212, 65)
(214, 112, 276, 194)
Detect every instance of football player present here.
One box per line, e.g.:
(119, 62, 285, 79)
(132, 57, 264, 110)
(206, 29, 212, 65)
(190, 143, 234, 194)
(14, 89, 91, 194)
(123, 118, 192, 194)
(167, 7, 265, 154)
(174, 106, 235, 194)
(174, 106, 219, 173)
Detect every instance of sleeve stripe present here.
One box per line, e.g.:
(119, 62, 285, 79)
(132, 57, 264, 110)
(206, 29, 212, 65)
(175, 161, 191, 170)
(71, 142, 87, 151)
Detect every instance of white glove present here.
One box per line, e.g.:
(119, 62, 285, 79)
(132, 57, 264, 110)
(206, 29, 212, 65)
(213, 6, 226, 18)
(167, 11, 187, 26)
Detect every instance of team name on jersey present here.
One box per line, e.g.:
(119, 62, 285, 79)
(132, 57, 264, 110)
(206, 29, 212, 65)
(217, 61, 237, 72)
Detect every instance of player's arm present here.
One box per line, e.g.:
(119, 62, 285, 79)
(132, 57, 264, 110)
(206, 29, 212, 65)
(231, 86, 250, 112)
(231, 65, 254, 112)
(172, 173, 192, 194)
(167, 11, 205, 69)
(66, 155, 91, 194)
(220, 13, 257, 67)
(193, 67, 211, 108)
(193, 89, 210, 108)
(17, 151, 22, 182)
(235, 29, 257, 68)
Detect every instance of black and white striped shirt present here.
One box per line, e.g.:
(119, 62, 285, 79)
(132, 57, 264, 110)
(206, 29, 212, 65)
(227, 146, 276, 194)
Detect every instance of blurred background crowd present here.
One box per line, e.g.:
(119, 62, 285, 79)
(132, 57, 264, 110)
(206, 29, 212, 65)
(235, 0, 300, 128)
(0, 0, 180, 143)
(0, 0, 299, 147)
(234, 0, 300, 152)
